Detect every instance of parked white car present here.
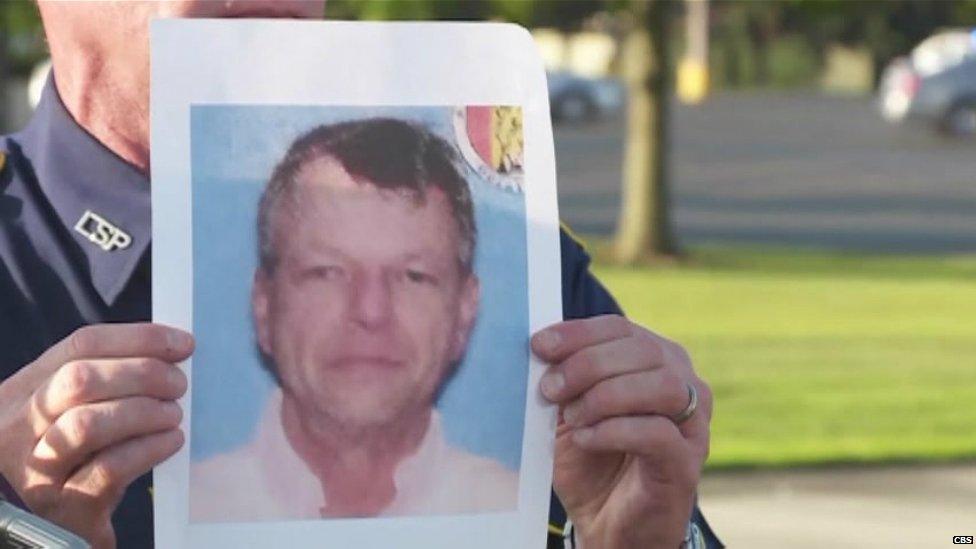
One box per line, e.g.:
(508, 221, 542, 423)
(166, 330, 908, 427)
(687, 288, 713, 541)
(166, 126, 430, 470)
(878, 29, 976, 137)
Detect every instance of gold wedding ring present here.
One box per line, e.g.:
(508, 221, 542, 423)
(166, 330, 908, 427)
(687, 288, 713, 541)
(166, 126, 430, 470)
(672, 383, 698, 425)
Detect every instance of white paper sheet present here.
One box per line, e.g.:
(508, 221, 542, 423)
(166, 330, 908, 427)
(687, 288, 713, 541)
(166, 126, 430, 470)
(151, 19, 561, 549)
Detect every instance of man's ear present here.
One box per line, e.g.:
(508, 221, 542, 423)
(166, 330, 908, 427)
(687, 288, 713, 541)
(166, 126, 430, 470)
(450, 272, 480, 362)
(252, 268, 274, 356)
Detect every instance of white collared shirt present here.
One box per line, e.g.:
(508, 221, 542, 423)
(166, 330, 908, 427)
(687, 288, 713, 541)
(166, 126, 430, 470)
(190, 390, 519, 522)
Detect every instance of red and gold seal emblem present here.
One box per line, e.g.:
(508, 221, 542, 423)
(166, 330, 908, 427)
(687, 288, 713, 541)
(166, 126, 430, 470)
(454, 106, 524, 192)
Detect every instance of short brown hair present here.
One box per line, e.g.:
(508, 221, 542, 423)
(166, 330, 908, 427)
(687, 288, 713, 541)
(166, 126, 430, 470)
(257, 118, 476, 274)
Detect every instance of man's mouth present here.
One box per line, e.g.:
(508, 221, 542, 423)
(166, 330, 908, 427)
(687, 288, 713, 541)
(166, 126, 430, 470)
(218, 1, 315, 19)
(331, 356, 405, 370)
(221, 10, 307, 19)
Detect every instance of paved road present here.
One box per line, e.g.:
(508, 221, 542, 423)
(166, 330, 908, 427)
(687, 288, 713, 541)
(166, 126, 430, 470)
(699, 464, 976, 548)
(555, 91, 976, 252)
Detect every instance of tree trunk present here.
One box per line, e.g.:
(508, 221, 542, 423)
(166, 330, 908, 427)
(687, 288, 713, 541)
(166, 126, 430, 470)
(614, 0, 676, 263)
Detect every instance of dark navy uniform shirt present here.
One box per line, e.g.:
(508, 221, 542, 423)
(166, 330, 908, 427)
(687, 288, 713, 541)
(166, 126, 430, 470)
(0, 78, 720, 548)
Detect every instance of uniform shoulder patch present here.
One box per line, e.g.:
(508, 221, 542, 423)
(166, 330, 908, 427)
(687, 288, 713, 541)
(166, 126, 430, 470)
(0, 151, 6, 174)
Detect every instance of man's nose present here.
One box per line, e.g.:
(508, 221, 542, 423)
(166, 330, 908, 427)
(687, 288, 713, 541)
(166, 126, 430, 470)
(348, 269, 394, 330)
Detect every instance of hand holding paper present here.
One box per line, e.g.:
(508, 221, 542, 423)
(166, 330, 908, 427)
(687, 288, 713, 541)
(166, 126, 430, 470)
(0, 323, 190, 549)
(534, 315, 712, 548)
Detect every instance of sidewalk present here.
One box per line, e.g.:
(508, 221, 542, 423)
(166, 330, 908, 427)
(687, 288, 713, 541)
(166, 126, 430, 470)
(698, 464, 976, 548)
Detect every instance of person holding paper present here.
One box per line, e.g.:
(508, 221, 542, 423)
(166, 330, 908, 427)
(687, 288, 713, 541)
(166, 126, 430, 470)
(0, 1, 720, 548)
(191, 118, 518, 519)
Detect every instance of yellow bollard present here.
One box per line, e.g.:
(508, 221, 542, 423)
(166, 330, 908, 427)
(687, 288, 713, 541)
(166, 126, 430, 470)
(677, 58, 709, 105)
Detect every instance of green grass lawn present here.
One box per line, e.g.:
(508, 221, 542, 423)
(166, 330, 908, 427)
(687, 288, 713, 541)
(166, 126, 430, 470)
(590, 246, 976, 469)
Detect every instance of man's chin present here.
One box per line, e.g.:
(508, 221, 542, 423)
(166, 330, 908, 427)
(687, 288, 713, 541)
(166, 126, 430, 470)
(327, 409, 410, 433)
(316, 396, 415, 431)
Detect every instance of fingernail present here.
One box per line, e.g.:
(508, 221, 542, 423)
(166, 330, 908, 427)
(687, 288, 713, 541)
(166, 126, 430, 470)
(164, 402, 183, 423)
(534, 329, 561, 353)
(540, 373, 564, 399)
(168, 330, 192, 352)
(168, 367, 186, 389)
(169, 428, 186, 448)
(572, 428, 593, 445)
(563, 402, 581, 425)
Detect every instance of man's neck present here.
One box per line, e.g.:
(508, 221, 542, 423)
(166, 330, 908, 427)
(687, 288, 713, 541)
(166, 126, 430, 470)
(279, 392, 432, 517)
(49, 45, 150, 173)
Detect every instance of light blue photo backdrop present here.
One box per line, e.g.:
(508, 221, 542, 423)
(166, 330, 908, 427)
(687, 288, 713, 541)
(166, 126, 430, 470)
(190, 105, 528, 471)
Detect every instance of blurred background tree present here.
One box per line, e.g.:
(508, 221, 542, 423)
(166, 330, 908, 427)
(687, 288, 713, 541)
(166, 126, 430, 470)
(710, 0, 976, 89)
(614, 0, 676, 262)
(328, 0, 604, 30)
(0, 2, 43, 130)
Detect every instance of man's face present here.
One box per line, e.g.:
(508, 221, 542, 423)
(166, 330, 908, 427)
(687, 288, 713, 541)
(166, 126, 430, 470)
(252, 156, 479, 429)
(148, 0, 326, 19)
(35, 0, 327, 108)
(38, 0, 325, 24)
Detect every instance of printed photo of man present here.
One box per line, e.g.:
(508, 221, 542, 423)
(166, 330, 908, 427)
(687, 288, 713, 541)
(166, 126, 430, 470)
(190, 118, 518, 521)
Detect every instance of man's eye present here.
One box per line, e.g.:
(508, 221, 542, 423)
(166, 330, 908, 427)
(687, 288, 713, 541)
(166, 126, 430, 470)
(404, 269, 435, 285)
(307, 265, 345, 281)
